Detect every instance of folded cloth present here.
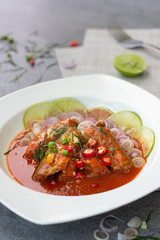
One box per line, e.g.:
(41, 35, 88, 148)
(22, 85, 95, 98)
(55, 29, 160, 98)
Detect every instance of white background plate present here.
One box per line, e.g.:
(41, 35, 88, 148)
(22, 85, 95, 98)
(0, 74, 160, 224)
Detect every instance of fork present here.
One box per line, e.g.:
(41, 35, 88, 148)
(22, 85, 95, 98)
(108, 23, 160, 54)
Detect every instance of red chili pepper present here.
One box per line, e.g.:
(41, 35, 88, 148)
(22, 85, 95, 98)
(65, 144, 75, 152)
(96, 145, 108, 156)
(50, 180, 56, 185)
(82, 148, 95, 158)
(75, 171, 83, 180)
(101, 156, 112, 166)
(29, 59, 35, 66)
(87, 138, 98, 147)
(28, 159, 36, 165)
(75, 160, 84, 169)
(70, 41, 79, 47)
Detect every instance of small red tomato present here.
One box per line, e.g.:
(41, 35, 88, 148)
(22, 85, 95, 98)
(29, 59, 35, 66)
(101, 156, 112, 166)
(50, 180, 56, 185)
(70, 41, 79, 47)
(75, 160, 84, 169)
(65, 144, 75, 152)
(96, 145, 108, 156)
(75, 171, 83, 180)
(87, 138, 98, 147)
(82, 148, 95, 158)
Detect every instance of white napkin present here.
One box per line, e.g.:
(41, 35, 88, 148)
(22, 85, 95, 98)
(55, 29, 160, 98)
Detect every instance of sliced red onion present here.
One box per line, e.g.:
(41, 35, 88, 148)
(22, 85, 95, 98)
(99, 215, 124, 234)
(45, 116, 60, 128)
(118, 135, 130, 144)
(56, 112, 68, 120)
(32, 123, 42, 136)
(118, 128, 126, 135)
(117, 233, 127, 240)
(127, 216, 142, 228)
(124, 228, 138, 239)
(127, 148, 142, 159)
(20, 137, 31, 146)
(94, 230, 109, 240)
(121, 139, 134, 151)
(131, 139, 139, 149)
(84, 117, 97, 123)
(105, 120, 116, 129)
(132, 157, 145, 168)
(77, 120, 92, 133)
(63, 62, 76, 69)
(30, 120, 44, 129)
(25, 132, 34, 141)
(111, 128, 120, 138)
(67, 112, 84, 123)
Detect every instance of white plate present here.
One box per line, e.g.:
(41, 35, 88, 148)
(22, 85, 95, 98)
(0, 74, 160, 225)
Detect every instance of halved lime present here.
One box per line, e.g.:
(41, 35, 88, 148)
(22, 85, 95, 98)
(126, 127, 155, 157)
(108, 111, 142, 131)
(23, 102, 61, 129)
(53, 97, 88, 118)
(114, 54, 146, 77)
(87, 107, 113, 121)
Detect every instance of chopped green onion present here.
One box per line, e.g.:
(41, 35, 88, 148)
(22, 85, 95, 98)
(140, 221, 147, 230)
(1, 35, 8, 40)
(48, 141, 56, 150)
(53, 148, 58, 153)
(61, 137, 69, 145)
(8, 38, 14, 43)
(62, 150, 68, 156)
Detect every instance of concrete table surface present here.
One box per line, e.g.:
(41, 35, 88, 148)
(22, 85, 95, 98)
(0, 0, 160, 239)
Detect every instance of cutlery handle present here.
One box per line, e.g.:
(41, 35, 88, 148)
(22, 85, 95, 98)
(142, 43, 160, 55)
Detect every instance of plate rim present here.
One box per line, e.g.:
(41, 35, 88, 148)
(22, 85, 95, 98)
(1, 73, 160, 225)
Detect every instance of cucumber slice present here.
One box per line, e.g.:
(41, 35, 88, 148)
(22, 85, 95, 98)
(126, 127, 155, 157)
(108, 111, 142, 131)
(53, 97, 88, 118)
(23, 102, 61, 129)
(87, 107, 113, 121)
(114, 54, 146, 77)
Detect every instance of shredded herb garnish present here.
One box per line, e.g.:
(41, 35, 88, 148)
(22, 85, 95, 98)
(4, 146, 17, 155)
(112, 139, 115, 156)
(50, 126, 69, 136)
(146, 210, 153, 223)
(10, 69, 28, 83)
(74, 142, 89, 156)
(91, 125, 107, 135)
(46, 62, 57, 69)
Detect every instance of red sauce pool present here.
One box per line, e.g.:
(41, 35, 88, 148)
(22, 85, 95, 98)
(7, 131, 142, 196)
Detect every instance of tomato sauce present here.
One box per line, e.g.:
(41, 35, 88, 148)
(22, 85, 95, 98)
(7, 131, 142, 196)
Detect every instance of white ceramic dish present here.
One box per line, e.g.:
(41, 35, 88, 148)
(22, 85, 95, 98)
(0, 74, 160, 225)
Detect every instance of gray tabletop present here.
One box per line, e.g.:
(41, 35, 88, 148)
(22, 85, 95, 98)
(1, 0, 160, 239)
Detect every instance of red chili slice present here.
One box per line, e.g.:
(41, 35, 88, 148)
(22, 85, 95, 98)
(70, 41, 79, 47)
(96, 145, 108, 156)
(75, 171, 83, 180)
(75, 160, 84, 169)
(92, 183, 99, 188)
(50, 180, 56, 185)
(65, 144, 75, 152)
(82, 148, 96, 158)
(87, 138, 98, 147)
(101, 156, 112, 166)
